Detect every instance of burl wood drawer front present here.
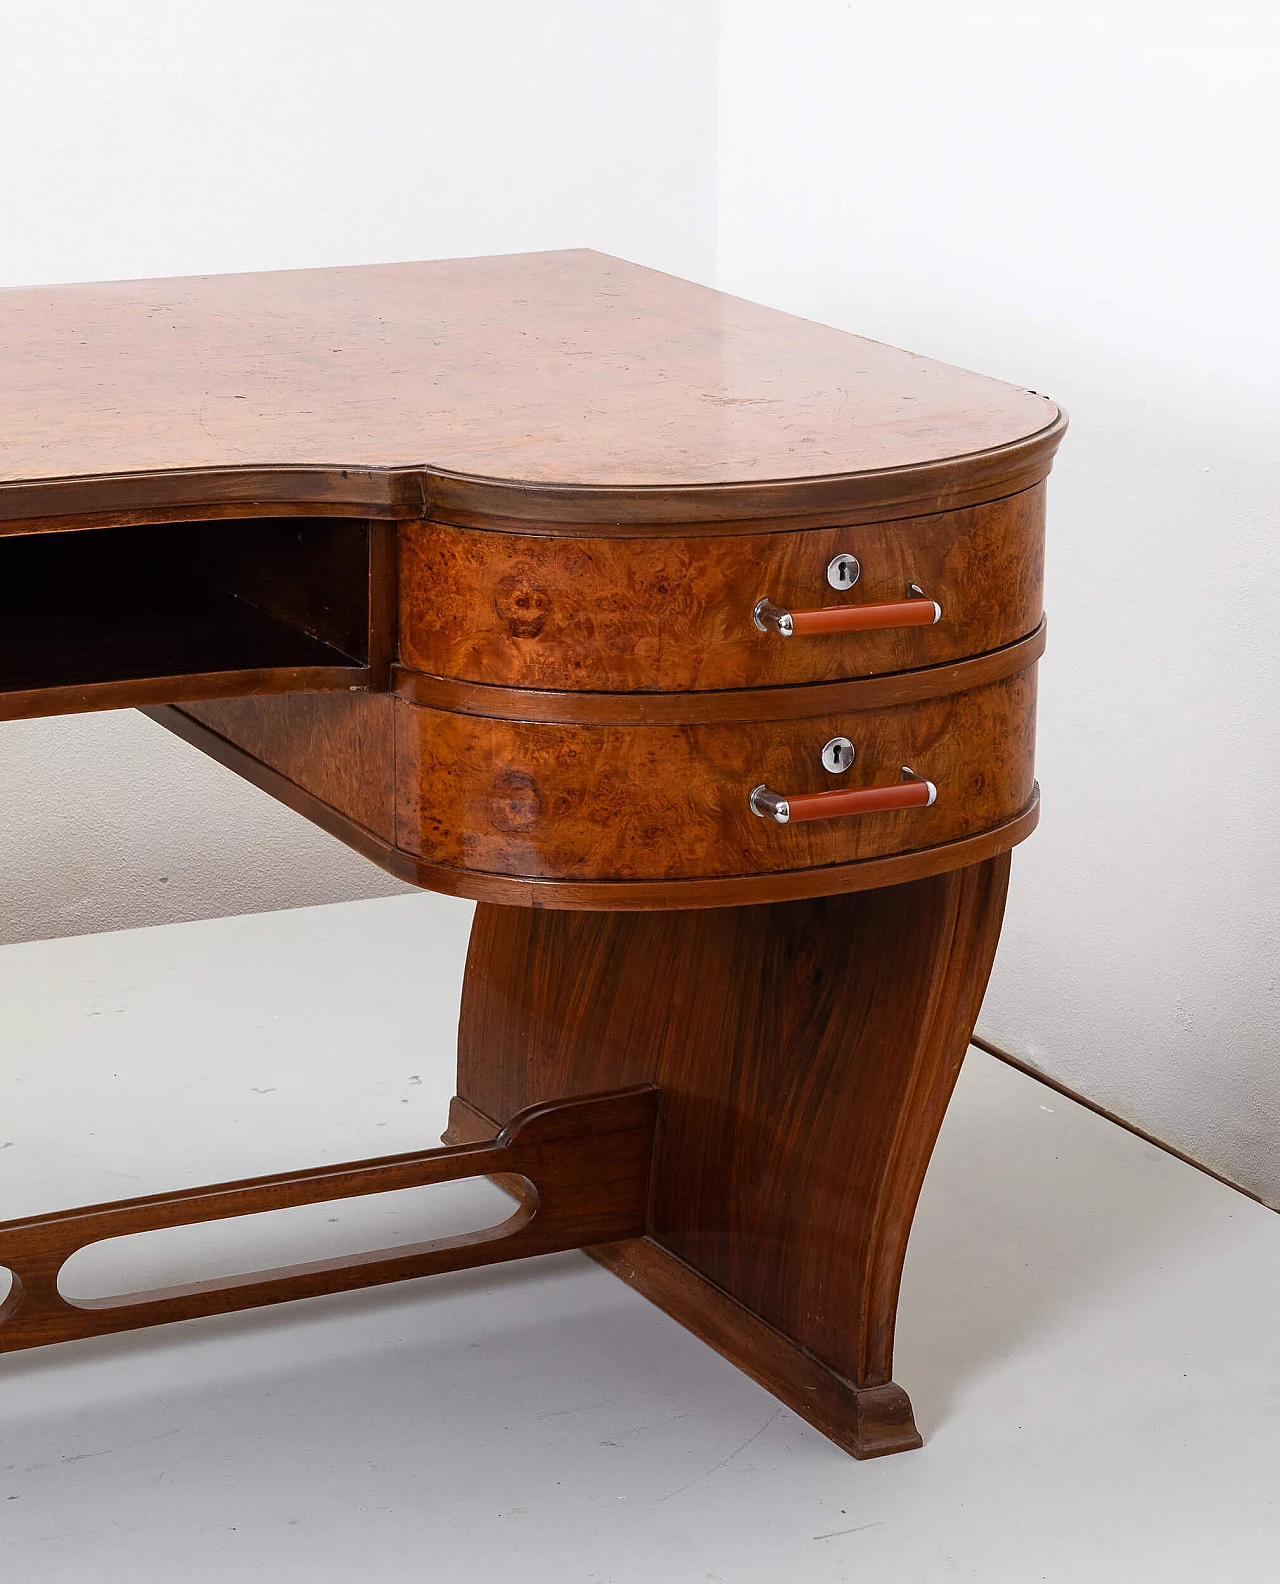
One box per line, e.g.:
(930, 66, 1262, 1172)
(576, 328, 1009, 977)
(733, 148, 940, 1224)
(398, 487, 1042, 693)
(393, 670, 1036, 883)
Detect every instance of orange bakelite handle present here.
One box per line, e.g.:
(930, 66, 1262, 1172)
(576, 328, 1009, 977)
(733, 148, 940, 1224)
(753, 595, 942, 637)
(749, 774, 936, 825)
(790, 598, 941, 635)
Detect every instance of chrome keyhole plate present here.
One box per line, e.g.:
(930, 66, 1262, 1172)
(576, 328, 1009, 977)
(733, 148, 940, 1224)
(826, 553, 861, 590)
(821, 736, 856, 774)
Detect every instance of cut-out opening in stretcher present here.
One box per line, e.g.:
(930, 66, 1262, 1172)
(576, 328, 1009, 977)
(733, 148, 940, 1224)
(56, 1174, 525, 1307)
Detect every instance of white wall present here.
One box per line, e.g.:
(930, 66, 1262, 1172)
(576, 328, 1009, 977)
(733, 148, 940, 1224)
(0, 710, 417, 943)
(0, 0, 718, 943)
(718, 0, 1280, 1201)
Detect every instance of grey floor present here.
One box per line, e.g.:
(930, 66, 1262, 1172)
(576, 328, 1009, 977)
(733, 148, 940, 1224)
(2, 894, 1277, 1582)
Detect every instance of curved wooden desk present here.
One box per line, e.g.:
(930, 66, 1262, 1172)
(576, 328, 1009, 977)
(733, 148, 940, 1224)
(0, 251, 1064, 1457)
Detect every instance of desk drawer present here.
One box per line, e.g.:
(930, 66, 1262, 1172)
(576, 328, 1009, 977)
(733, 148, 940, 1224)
(393, 666, 1036, 884)
(399, 487, 1042, 693)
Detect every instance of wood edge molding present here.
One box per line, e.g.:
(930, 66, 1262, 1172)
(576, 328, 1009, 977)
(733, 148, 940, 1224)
(970, 1035, 1277, 1215)
(0, 465, 423, 532)
(421, 410, 1066, 529)
(0, 502, 413, 538)
(416, 478, 1049, 541)
(142, 703, 1040, 911)
(443, 1094, 920, 1459)
(392, 621, 1047, 725)
(0, 412, 1064, 535)
(0, 664, 369, 725)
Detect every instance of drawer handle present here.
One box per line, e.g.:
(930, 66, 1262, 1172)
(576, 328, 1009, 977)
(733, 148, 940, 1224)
(753, 585, 942, 638)
(750, 767, 937, 825)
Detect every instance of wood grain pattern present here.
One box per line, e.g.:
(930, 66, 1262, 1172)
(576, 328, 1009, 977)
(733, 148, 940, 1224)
(446, 1096, 922, 1459)
(452, 855, 1011, 1456)
(151, 701, 1041, 908)
(0, 666, 366, 726)
(0, 251, 1063, 531)
(0, 1087, 657, 1354)
(4, 248, 1060, 1463)
(181, 692, 398, 844)
(393, 669, 1036, 881)
(390, 620, 1046, 723)
(399, 487, 1043, 691)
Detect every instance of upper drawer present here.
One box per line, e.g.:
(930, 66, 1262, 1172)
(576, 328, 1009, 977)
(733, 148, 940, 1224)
(398, 486, 1043, 693)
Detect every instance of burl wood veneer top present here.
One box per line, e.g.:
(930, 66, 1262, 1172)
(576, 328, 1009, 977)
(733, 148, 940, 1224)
(1, 250, 1059, 512)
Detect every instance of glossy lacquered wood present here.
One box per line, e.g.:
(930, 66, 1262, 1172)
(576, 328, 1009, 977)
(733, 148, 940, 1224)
(398, 487, 1043, 691)
(156, 626, 1037, 906)
(157, 699, 1044, 910)
(390, 620, 1046, 723)
(393, 671, 1035, 882)
(165, 692, 400, 843)
(4, 249, 1061, 1460)
(0, 1087, 657, 1354)
(1, 252, 1061, 533)
(450, 855, 1011, 1457)
(0, 664, 365, 726)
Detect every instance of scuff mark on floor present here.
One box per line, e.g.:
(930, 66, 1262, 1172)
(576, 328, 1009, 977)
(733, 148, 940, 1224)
(653, 1407, 783, 1504)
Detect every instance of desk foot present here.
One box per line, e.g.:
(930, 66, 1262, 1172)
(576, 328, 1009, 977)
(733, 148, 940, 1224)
(592, 1237, 922, 1458)
(454, 855, 1011, 1458)
(446, 1095, 920, 1458)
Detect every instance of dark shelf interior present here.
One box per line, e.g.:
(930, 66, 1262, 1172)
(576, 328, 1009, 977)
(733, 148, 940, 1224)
(0, 518, 371, 697)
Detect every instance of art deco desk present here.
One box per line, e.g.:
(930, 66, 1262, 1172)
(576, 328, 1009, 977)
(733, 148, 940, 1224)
(0, 251, 1064, 1458)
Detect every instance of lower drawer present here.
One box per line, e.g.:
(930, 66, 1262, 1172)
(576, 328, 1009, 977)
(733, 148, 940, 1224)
(393, 669, 1036, 883)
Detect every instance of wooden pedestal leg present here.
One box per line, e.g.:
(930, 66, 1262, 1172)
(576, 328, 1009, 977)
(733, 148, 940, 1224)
(448, 854, 1011, 1459)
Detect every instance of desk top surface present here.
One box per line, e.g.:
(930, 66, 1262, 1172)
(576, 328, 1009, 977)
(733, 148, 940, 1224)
(2, 250, 1058, 508)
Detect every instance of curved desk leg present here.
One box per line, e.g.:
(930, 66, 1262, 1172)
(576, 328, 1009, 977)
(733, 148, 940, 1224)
(449, 853, 1011, 1459)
